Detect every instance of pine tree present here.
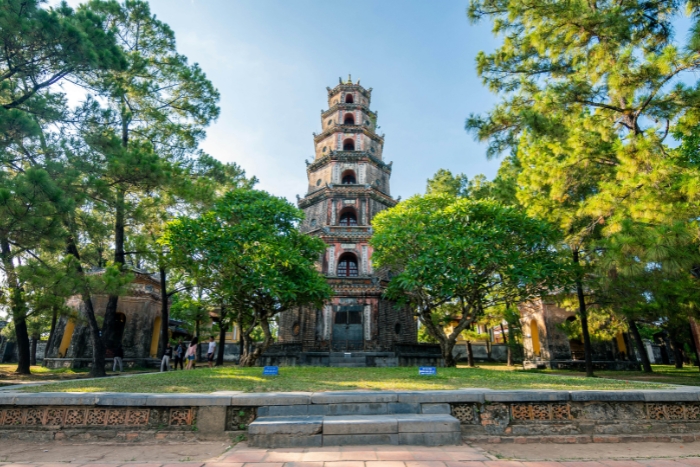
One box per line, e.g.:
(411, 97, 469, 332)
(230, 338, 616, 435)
(466, 0, 700, 376)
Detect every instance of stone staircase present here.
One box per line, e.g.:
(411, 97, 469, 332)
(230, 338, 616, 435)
(248, 393, 461, 448)
(329, 352, 366, 367)
(328, 351, 399, 367)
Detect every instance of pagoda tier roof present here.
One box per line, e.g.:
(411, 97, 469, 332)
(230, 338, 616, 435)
(313, 125, 384, 144)
(321, 103, 376, 119)
(308, 151, 392, 173)
(325, 277, 390, 295)
(298, 184, 396, 209)
(326, 77, 372, 98)
(308, 228, 374, 242)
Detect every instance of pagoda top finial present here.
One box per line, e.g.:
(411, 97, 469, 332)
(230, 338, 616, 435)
(339, 74, 358, 85)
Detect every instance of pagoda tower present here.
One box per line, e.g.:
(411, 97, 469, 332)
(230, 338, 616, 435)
(277, 76, 418, 360)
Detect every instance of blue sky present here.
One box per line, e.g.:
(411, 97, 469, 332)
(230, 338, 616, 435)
(88, 0, 503, 202)
(55, 1, 698, 204)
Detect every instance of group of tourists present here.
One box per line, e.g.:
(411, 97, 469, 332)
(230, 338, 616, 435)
(159, 336, 217, 372)
(108, 336, 217, 373)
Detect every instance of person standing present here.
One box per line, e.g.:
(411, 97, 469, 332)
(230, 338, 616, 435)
(207, 336, 216, 368)
(173, 340, 185, 370)
(113, 344, 124, 372)
(161, 342, 173, 372)
(185, 337, 198, 370)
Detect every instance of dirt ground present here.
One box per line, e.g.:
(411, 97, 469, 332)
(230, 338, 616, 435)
(0, 440, 231, 463)
(1, 439, 698, 464)
(475, 441, 697, 460)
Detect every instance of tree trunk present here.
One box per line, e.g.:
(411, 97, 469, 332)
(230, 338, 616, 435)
(688, 323, 700, 370)
(0, 237, 31, 375)
(500, 323, 512, 367)
(158, 266, 169, 358)
(195, 319, 201, 364)
(239, 316, 274, 367)
(466, 341, 474, 367)
(66, 235, 106, 377)
(30, 335, 38, 366)
(217, 317, 226, 367)
(572, 249, 594, 377)
(672, 339, 684, 369)
(45, 306, 58, 359)
(102, 187, 126, 352)
(629, 318, 652, 373)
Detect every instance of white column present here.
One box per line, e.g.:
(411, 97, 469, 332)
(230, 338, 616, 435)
(328, 245, 336, 276)
(363, 305, 371, 341)
(363, 245, 372, 273)
(324, 305, 332, 340)
(361, 245, 368, 275)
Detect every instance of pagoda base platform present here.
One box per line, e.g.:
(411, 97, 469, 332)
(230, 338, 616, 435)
(259, 343, 443, 367)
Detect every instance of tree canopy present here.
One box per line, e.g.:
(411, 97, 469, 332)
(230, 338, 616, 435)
(371, 195, 570, 366)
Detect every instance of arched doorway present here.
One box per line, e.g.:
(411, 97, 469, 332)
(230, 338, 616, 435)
(530, 320, 541, 357)
(337, 252, 359, 277)
(345, 94, 354, 103)
(332, 305, 363, 351)
(339, 209, 358, 226)
(343, 114, 355, 125)
(341, 170, 356, 184)
(343, 138, 355, 151)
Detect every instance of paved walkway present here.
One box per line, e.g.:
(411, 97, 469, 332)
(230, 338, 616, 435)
(1, 442, 700, 467)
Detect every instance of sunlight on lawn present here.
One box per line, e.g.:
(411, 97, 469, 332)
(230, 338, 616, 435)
(20, 365, 669, 393)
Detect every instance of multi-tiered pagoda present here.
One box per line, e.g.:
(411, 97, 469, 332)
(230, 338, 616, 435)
(275, 77, 424, 366)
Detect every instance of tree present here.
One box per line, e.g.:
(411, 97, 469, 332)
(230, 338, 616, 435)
(466, 0, 700, 376)
(64, 0, 219, 376)
(371, 195, 570, 367)
(163, 189, 332, 367)
(426, 169, 468, 197)
(0, 0, 122, 374)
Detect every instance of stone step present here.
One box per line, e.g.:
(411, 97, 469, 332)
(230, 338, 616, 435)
(329, 362, 366, 367)
(329, 359, 366, 364)
(329, 356, 365, 362)
(248, 414, 460, 447)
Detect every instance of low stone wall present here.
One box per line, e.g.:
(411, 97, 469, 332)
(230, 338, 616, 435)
(43, 357, 160, 370)
(2, 388, 700, 444)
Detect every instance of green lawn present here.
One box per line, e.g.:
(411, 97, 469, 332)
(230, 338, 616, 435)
(19, 365, 670, 393)
(0, 363, 149, 386)
(535, 364, 700, 387)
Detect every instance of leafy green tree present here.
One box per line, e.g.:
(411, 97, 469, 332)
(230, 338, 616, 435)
(466, 0, 700, 376)
(0, 0, 122, 374)
(371, 195, 570, 367)
(63, 0, 219, 376)
(163, 190, 332, 367)
(426, 169, 468, 197)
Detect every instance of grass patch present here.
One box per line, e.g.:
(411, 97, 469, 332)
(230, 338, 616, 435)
(537, 364, 700, 387)
(20, 365, 668, 393)
(0, 363, 150, 385)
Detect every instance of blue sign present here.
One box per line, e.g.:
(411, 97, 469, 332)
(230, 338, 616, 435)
(419, 367, 436, 376)
(262, 366, 279, 376)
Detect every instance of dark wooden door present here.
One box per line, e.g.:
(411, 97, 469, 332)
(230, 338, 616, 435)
(332, 306, 364, 351)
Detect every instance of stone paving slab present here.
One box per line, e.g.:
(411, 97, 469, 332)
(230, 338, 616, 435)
(249, 416, 323, 435)
(232, 393, 313, 406)
(397, 390, 487, 404)
(311, 392, 398, 404)
(323, 415, 398, 435)
(483, 391, 569, 403)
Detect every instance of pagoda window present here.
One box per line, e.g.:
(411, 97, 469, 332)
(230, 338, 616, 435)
(339, 211, 358, 226)
(343, 138, 355, 151)
(345, 94, 354, 104)
(341, 170, 356, 184)
(337, 253, 359, 277)
(343, 114, 355, 125)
